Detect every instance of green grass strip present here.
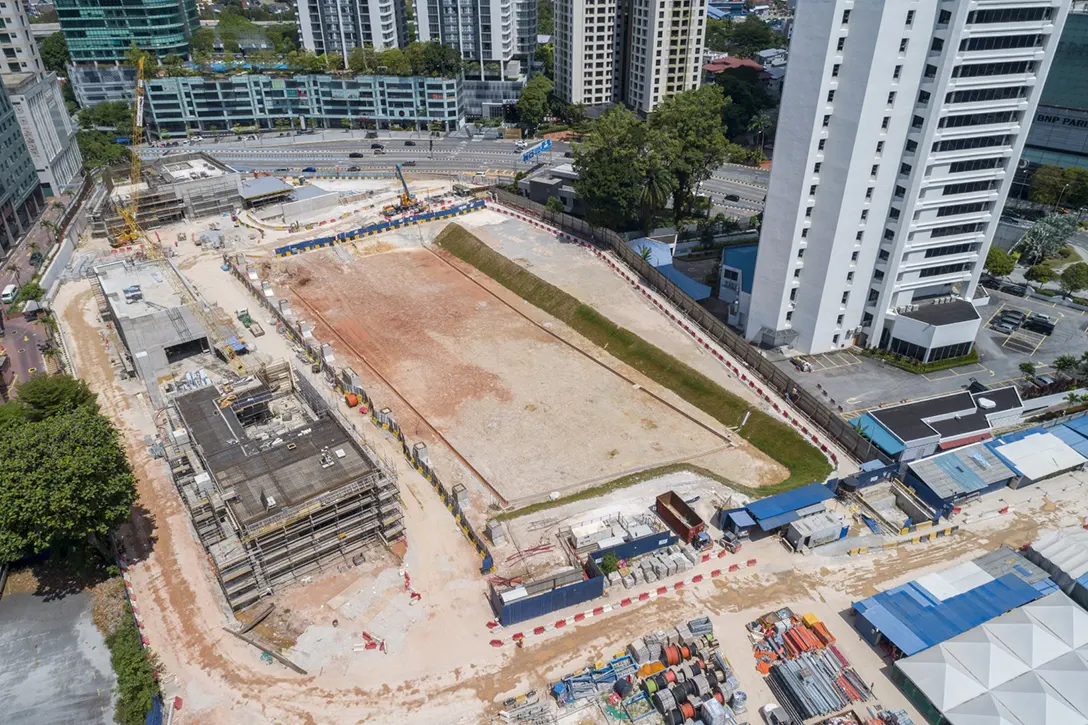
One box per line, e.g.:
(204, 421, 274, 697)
(435, 224, 832, 504)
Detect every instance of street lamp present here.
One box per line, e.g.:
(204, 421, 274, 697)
(1055, 182, 1072, 211)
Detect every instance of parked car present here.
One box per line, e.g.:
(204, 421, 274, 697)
(302, 166, 317, 172)
(1030, 312, 1057, 324)
(1000, 309, 1027, 323)
(1031, 374, 1057, 388)
(349, 152, 364, 158)
(2, 283, 19, 304)
(347, 166, 360, 171)
(1024, 319, 1056, 336)
(992, 321, 1016, 335)
(404, 140, 416, 146)
(403, 160, 417, 166)
(370, 143, 384, 149)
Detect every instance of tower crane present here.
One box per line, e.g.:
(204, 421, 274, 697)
(112, 55, 249, 377)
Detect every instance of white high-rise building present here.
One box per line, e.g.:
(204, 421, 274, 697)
(4, 72, 83, 195)
(414, 0, 522, 79)
(746, 0, 1071, 361)
(297, 0, 407, 62)
(554, 0, 706, 112)
(0, 3, 44, 74)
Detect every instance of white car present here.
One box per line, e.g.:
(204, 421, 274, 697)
(514, 141, 527, 150)
(760, 704, 792, 725)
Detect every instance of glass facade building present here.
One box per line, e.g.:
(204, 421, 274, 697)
(0, 79, 45, 255)
(56, 0, 200, 63)
(145, 74, 463, 133)
(1023, 7, 1088, 169)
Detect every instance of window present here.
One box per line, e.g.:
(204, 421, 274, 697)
(827, 90, 836, 102)
(930, 222, 985, 238)
(925, 64, 938, 78)
(895, 185, 906, 198)
(920, 262, 972, 278)
(906, 10, 915, 26)
(798, 248, 805, 258)
(836, 314, 844, 326)
(814, 162, 822, 174)
(801, 227, 809, 238)
(937, 202, 989, 217)
(949, 157, 1005, 174)
(944, 180, 996, 195)
(938, 110, 1019, 128)
(899, 39, 909, 53)
(818, 138, 827, 151)
(860, 210, 869, 221)
(967, 7, 1052, 24)
(790, 288, 798, 301)
(823, 114, 831, 127)
(906, 140, 918, 153)
(868, 288, 880, 302)
(934, 134, 1010, 153)
(841, 292, 849, 305)
(887, 91, 896, 105)
(837, 37, 845, 51)
(912, 115, 924, 129)
(863, 312, 874, 326)
(960, 34, 1041, 52)
(856, 231, 864, 241)
(925, 242, 979, 258)
(805, 206, 814, 217)
(931, 38, 944, 53)
(786, 311, 793, 322)
(809, 184, 818, 196)
(794, 268, 801, 278)
(947, 86, 1028, 104)
(881, 116, 890, 130)
(851, 251, 859, 262)
(871, 164, 879, 176)
(876, 141, 885, 154)
(884, 228, 895, 240)
(846, 271, 854, 282)
(918, 90, 931, 105)
(842, 9, 850, 23)
(878, 249, 890, 261)
(900, 163, 912, 175)
(866, 187, 874, 200)
(832, 63, 841, 78)
(893, 65, 902, 80)
(889, 207, 901, 220)
(953, 60, 1035, 78)
(938, 9, 952, 24)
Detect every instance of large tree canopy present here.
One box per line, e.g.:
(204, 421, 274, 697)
(1018, 213, 1080, 265)
(13, 374, 98, 422)
(39, 32, 70, 76)
(0, 404, 136, 561)
(572, 106, 657, 231)
(515, 74, 554, 132)
(1030, 165, 1088, 209)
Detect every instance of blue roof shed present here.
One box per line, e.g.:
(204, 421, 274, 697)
(744, 482, 835, 531)
(721, 243, 758, 295)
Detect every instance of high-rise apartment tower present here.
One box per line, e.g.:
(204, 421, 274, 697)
(746, 0, 1071, 361)
(414, 0, 523, 79)
(297, 0, 408, 62)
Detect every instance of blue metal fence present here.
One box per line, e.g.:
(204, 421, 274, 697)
(590, 532, 678, 563)
(273, 199, 486, 257)
(491, 575, 605, 626)
(144, 696, 164, 725)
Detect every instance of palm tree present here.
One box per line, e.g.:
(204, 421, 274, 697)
(748, 112, 772, 152)
(1065, 392, 1083, 406)
(639, 165, 673, 233)
(1054, 354, 1078, 377)
(638, 245, 653, 263)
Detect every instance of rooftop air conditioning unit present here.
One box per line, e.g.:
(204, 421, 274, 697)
(977, 397, 996, 410)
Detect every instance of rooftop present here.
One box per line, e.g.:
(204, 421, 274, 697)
(899, 299, 981, 326)
(907, 443, 1019, 501)
(96, 259, 185, 321)
(160, 157, 228, 182)
(237, 176, 294, 201)
(868, 387, 1022, 444)
(288, 184, 334, 202)
(703, 57, 763, 73)
(175, 386, 378, 527)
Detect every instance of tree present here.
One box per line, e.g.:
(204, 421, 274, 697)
(1030, 165, 1088, 208)
(1019, 362, 1037, 379)
(984, 247, 1015, 278)
(537, 0, 554, 35)
(639, 161, 673, 233)
(1054, 354, 1079, 377)
(650, 85, 732, 224)
(1060, 262, 1088, 295)
(747, 111, 772, 151)
(716, 66, 772, 140)
(0, 406, 136, 562)
(376, 47, 412, 75)
(9, 374, 98, 424)
(572, 106, 651, 231)
(189, 27, 215, 54)
(1018, 213, 1080, 265)
(1026, 264, 1053, 284)
(599, 552, 619, 574)
(544, 196, 564, 213)
(515, 74, 554, 132)
(123, 44, 153, 71)
(534, 43, 554, 79)
(265, 23, 299, 55)
(348, 46, 376, 73)
(39, 32, 70, 76)
(324, 52, 344, 71)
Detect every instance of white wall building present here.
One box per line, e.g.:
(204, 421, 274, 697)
(4, 72, 83, 195)
(554, 0, 706, 112)
(414, 0, 523, 79)
(746, 0, 1071, 360)
(297, 0, 406, 62)
(0, 3, 44, 74)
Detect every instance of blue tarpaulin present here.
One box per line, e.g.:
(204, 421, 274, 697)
(852, 573, 1052, 657)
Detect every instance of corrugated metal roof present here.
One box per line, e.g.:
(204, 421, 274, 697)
(907, 444, 1017, 501)
(658, 265, 712, 301)
(991, 433, 1086, 482)
(744, 483, 834, 524)
(1048, 425, 1088, 459)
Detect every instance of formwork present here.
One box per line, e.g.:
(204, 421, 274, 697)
(165, 363, 403, 610)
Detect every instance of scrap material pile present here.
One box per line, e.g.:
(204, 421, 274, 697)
(820, 708, 917, 725)
(750, 609, 871, 722)
(605, 542, 702, 590)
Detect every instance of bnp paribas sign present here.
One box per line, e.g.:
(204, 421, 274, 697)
(1035, 109, 1088, 129)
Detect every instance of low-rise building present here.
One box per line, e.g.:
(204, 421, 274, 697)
(144, 74, 464, 134)
(69, 64, 136, 106)
(3, 71, 82, 196)
(516, 162, 584, 215)
(719, 243, 757, 330)
(462, 76, 524, 119)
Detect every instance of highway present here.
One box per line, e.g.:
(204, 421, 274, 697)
(142, 131, 770, 212)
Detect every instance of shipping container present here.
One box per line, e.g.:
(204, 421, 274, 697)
(591, 531, 678, 563)
(489, 571, 605, 626)
(655, 491, 705, 544)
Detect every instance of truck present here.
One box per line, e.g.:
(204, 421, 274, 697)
(655, 491, 705, 544)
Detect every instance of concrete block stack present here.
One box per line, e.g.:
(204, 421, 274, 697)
(628, 637, 651, 664)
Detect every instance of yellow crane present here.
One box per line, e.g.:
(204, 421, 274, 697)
(113, 55, 248, 377)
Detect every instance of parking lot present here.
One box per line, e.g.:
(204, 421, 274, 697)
(772, 288, 1088, 418)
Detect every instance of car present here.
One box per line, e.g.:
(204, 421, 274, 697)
(404, 140, 416, 146)
(1030, 312, 1057, 324)
(371, 143, 384, 149)
(1031, 374, 1057, 388)
(725, 193, 741, 202)
(1024, 319, 1055, 336)
(1000, 309, 1026, 324)
(2, 283, 19, 304)
(403, 160, 417, 166)
(347, 166, 360, 171)
(274, 167, 289, 172)
(992, 322, 1016, 335)
(302, 166, 317, 172)
(365, 131, 378, 138)
(515, 140, 527, 150)
(349, 152, 364, 158)
(760, 704, 792, 725)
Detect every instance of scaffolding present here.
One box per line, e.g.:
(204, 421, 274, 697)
(165, 364, 403, 610)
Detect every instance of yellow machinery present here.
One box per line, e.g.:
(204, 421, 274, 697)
(113, 55, 248, 377)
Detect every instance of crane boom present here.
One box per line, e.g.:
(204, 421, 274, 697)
(394, 163, 413, 207)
